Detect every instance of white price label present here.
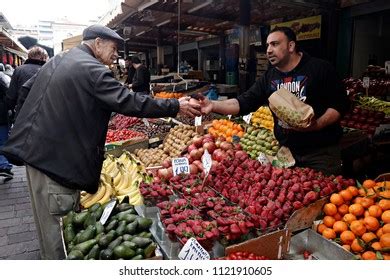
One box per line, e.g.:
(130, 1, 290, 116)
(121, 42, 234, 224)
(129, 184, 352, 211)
(202, 149, 212, 175)
(172, 157, 190, 176)
(142, 118, 150, 127)
(194, 116, 202, 126)
(363, 77, 370, 88)
(178, 238, 210, 260)
(227, 115, 232, 120)
(99, 199, 117, 225)
(257, 152, 270, 165)
(243, 113, 252, 124)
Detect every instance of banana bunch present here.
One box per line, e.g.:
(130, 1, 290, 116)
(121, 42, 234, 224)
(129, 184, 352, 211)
(357, 96, 390, 116)
(80, 175, 114, 209)
(251, 106, 274, 130)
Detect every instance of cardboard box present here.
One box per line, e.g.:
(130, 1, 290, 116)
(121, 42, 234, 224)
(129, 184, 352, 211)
(225, 228, 290, 260)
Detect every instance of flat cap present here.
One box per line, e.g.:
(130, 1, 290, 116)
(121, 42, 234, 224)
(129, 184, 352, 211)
(82, 24, 124, 43)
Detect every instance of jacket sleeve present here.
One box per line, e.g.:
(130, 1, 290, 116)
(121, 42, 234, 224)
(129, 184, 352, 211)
(236, 74, 269, 115)
(14, 74, 37, 118)
(93, 69, 179, 118)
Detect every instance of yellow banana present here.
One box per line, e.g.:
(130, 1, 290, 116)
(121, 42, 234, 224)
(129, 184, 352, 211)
(80, 193, 92, 204)
(130, 193, 143, 206)
(97, 183, 113, 205)
(115, 169, 130, 191)
(83, 184, 106, 209)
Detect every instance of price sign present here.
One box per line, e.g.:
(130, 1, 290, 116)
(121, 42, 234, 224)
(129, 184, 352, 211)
(227, 115, 232, 120)
(178, 238, 210, 260)
(194, 116, 202, 126)
(362, 77, 370, 88)
(142, 118, 150, 127)
(172, 157, 190, 176)
(257, 152, 270, 165)
(99, 199, 117, 225)
(243, 113, 252, 124)
(202, 149, 212, 175)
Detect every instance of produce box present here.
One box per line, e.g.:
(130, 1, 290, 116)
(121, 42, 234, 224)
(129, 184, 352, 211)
(225, 228, 290, 260)
(285, 197, 327, 233)
(285, 229, 354, 260)
(105, 138, 149, 157)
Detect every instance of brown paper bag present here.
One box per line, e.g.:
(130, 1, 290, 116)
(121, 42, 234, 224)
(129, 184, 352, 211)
(268, 88, 314, 128)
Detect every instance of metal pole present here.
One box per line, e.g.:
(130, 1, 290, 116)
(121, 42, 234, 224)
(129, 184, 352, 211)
(177, 0, 181, 74)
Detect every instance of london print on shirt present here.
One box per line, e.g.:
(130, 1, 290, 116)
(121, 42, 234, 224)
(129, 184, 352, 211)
(270, 76, 308, 102)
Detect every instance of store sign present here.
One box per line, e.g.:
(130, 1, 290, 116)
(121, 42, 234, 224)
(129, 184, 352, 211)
(172, 157, 190, 176)
(271, 15, 322, 41)
(178, 238, 210, 260)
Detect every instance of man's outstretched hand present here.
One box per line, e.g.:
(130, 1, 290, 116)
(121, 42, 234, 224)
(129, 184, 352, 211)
(178, 97, 202, 117)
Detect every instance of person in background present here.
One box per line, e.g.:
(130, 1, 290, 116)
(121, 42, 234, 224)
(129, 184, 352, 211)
(0, 24, 200, 259)
(199, 27, 350, 175)
(0, 66, 12, 181)
(130, 56, 151, 94)
(124, 57, 136, 85)
(7, 46, 49, 122)
(4, 64, 14, 77)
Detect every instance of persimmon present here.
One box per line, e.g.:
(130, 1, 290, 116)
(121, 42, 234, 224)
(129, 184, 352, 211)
(330, 193, 344, 206)
(362, 251, 377, 260)
(349, 203, 365, 217)
(333, 221, 348, 233)
(339, 190, 353, 202)
(371, 241, 382, 251)
(338, 204, 349, 216)
(322, 228, 336, 239)
(360, 197, 375, 209)
(323, 216, 336, 228)
(379, 233, 390, 249)
(368, 205, 383, 218)
(334, 213, 342, 221)
(362, 179, 376, 189)
(376, 228, 384, 238)
(364, 216, 380, 231)
(343, 213, 357, 225)
(317, 223, 327, 234)
(382, 210, 390, 224)
(378, 199, 390, 211)
(340, 230, 355, 245)
(350, 220, 367, 236)
(347, 186, 359, 197)
(382, 223, 390, 234)
(361, 232, 377, 244)
(351, 239, 365, 253)
(323, 203, 337, 216)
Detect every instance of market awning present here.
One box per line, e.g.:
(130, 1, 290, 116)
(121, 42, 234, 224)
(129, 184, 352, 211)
(0, 27, 28, 58)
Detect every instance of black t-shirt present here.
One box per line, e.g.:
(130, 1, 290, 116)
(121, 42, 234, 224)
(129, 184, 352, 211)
(132, 65, 151, 93)
(237, 52, 350, 151)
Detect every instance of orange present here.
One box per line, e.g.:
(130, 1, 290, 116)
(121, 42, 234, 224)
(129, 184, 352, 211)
(368, 205, 383, 218)
(339, 190, 353, 202)
(330, 193, 345, 206)
(382, 210, 390, 224)
(347, 186, 359, 197)
(317, 223, 327, 234)
(350, 220, 367, 236)
(323, 203, 337, 216)
(338, 204, 349, 216)
(354, 197, 364, 205)
(364, 216, 380, 231)
(365, 188, 377, 198)
(322, 228, 336, 239)
(351, 238, 365, 253)
(349, 204, 365, 217)
(379, 190, 390, 199)
(358, 188, 367, 196)
(360, 197, 375, 209)
(342, 244, 351, 251)
(377, 228, 384, 238)
(361, 232, 377, 243)
(364, 210, 370, 218)
(382, 224, 390, 234)
(362, 251, 377, 260)
(340, 230, 355, 245)
(378, 199, 390, 211)
(333, 221, 348, 233)
(371, 241, 382, 251)
(343, 213, 357, 225)
(334, 213, 342, 221)
(323, 216, 336, 228)
(379, 233, 390, 249)
(363, 179, 376, 189)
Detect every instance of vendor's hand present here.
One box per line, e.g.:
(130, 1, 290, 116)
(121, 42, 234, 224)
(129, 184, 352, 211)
(199, 97, 213, 115)
(178, 96, 201, 117)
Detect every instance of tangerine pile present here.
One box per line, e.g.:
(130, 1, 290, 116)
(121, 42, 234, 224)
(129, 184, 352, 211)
(208, 119, 244, 142)
(317, 179, 390, 260)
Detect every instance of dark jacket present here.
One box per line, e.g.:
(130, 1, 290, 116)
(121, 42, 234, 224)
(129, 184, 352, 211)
(125, 66, 135, 85)
(237, 52, 350, 152)
(132, 65, 151, 93)
(6, 59, 45, 113)
(0, 44, 179, 193)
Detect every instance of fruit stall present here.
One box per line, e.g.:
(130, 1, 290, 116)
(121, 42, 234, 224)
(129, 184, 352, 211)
(61, 97, 390, 260)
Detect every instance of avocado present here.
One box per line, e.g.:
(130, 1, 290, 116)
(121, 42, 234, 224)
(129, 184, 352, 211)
(99, 248, 114, 260)
(113, 245, 135, 259)
(67, 250, 84, 260)
(115, 221, 127, 236)
(108, 236, 123, 250)
(88, 203, 101, 213)
(131, 254, 144, 260)
(78, 225, 96, 244)
(73, 211, 90, 228)
(137, 231, 152, 238)
(73, 230, 84, 244)
(120, 214, 137, 223)
(135, 248, 144, 256)
(63, 211, 75, 227)
(117, 203, 133, 212)
(105, 219, 118, 232)
(67, 242, 75, 252)
(98, 232, 115, 248)
(122, 234, 134, 242)
(125, 220, 138, 234)
(72, 239, 98, 255)
(83, 212, 97, 228)
(137, 217, 153, 230)
(121, 241, 138, 250)
(63, 224, 76, 245)
(132, 237, 152, 248)
(143, 243, 157, 258)
(87, 244, 100, 260)
(95, 222, 104, 235)
(117, 209, 136, 220)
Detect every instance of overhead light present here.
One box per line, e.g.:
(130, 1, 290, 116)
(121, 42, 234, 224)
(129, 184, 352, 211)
(187, 0, 213, 13)
(136, 31, 146, 36)
(138, 0, 159, 11)
(156, 19, 171, 27)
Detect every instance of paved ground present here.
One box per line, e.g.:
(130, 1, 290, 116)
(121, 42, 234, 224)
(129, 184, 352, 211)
(0, 166, 40, 259)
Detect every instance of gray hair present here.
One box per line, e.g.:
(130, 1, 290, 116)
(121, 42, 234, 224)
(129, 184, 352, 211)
(28, 46, 49, 61)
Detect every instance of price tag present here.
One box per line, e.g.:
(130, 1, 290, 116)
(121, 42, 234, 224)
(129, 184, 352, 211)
(178, 238, 210, 260)
(194, 116, 202, 126)
(172, 157, 190, 176)
(362, 77, 370, 88)
(202, 149, 212, 175)
(257, 152, 270, 165)
(142, 118, 150, 127)
(227, 115, 232, 120)
(99, 199, 117, 225)
(243, 113, 252, 124)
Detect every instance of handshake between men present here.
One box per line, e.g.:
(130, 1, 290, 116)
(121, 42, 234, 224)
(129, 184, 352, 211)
(177, 96, 215, 118)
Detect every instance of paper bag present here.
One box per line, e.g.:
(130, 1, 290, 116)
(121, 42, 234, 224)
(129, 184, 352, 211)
(268, 88, 314, 128)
